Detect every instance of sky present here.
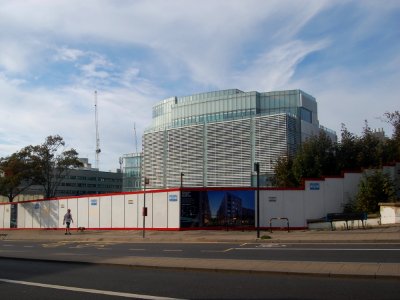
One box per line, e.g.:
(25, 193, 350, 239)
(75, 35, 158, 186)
(0, 0, 399, 172)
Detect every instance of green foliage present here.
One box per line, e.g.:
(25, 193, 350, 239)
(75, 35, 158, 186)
(292, 131, 338, 181)
(336, 124, 361, 171)
(1, 135, 83, 200)
(273, 111, 400, 188)
(354, 171, 396, 213)
(0, 150, 35, 202)
(384, 111, 400, 161)
(272, 156, 299, 187)
(27, 135, 83, 199)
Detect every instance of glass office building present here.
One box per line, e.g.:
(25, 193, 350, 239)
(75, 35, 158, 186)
(121, 153, 142, 191)
(143, 89, 336, 188)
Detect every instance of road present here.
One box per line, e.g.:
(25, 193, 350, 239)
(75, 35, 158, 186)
(1, 240, 400, 263)
(1, 258, 399, 300)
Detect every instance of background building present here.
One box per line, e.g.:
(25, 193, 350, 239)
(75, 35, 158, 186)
(0, 158, 123, 202)
(121, 153, 142, 192)
(143, 89, 336, 189)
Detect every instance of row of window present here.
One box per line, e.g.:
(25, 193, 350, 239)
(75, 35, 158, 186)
(59, 182, 121, 189)
(172, 109, 256, 127)
(60, 175, 121, 182)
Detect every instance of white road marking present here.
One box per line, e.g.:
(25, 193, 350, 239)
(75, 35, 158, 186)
(201, 248, 234, 253)
(256, 244, 287, 248)
(0, 278, 184, 299)
(2, 244, 14, 247)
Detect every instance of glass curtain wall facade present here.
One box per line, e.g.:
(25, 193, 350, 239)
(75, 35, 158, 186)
(143, 89, 335, 189)
(122, 153, 142, 191)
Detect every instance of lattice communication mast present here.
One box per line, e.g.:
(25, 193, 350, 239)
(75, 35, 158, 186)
(94, 90, 101, 169)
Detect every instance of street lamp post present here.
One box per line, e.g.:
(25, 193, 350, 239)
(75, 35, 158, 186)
(254, 162, 260, 238)
(180, 172, 184, 188)
(142, 177, 149, 238)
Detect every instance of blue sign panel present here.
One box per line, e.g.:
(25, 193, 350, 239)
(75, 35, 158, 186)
(169, 195, 178, 202)
(90, 199, 98, 206)
(310, 183, 320, 190)
(34, 203, 40, 209)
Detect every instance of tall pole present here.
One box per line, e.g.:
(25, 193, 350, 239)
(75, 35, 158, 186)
(180, 172, 184, 188)
(94, 90, 101, 170)
(142, 177, 149, 238)
(254, 162, 260, 238)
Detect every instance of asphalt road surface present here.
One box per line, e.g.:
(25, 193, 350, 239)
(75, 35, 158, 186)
(1, 258, 399, 300)
(1, 240, 400, 263)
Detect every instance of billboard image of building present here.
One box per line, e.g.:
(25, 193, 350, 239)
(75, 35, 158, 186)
(180, 189, 254, 228)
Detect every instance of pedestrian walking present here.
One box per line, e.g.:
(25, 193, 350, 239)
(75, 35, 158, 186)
(63, 209, 73, 235)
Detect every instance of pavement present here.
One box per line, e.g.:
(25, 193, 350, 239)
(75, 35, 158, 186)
(1, 225, 400, 279)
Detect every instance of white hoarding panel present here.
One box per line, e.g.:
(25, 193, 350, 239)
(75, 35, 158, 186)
(0, 205, 8, 228)
(167, 192, 180, 228)
(23, 202, 33, 228)
(88, 197, 100, 228)
(324, 178, 344, 214)
(99, 196, 112, 228)
(32, 202, 41, 228)
(0, 205, 5, 228)
(343, 173, 362, 201)
(152, 192, 167, 228)
(58, 199, 68, 228)
(260, 190, 284, 227)
(304, 180, 324, 220)
(67, 198, 78, 228)
(77, 197, 89, 228)
(282, 190, 305, 227)
(41, 200, 58, 228)
(111, 195, 125, 228)
(2, 205, 11, 229)
(138, 193, 152, 229)
(125, 194, 138, 228)
(17, 203, 25, 228)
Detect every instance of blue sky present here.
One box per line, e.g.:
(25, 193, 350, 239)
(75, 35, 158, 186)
(0, 0, 399, 171)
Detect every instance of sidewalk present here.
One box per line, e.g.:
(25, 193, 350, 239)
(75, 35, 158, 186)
(1, 226, 400, 279)
(2, 224, 400, 243)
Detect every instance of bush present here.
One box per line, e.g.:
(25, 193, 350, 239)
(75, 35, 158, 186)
(354, 171, 396, 213)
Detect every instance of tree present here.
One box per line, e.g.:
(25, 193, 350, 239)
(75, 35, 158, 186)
(357, 120, 385, 168)
(384, 111, 400, 162)
(273, 131, 338, 187)
(336, 123, 362, 171)
(273, 156, 299, 187)
(0, 149, 35, 202)
(28, 135, 83, 199)
(354, 170, 396, 213)
(272, 111, 400, 188)
(292, 131, 338, 181)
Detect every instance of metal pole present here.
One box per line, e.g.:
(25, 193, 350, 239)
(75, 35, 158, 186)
(254, 162, 260, 238)
(180, 172, 184, 188)
(142, 177, 148, 238)
(142, 179, 146, 238)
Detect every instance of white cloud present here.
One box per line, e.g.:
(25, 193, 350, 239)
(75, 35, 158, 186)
(53, 47, 85, 62)
(0, 0, 399, 171)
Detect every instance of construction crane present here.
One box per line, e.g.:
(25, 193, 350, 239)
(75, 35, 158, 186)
(94, 90, 101, 169)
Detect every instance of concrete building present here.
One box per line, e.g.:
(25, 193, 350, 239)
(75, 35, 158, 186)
(7, 158, 123, 200)
(143, 89, 336, 189)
